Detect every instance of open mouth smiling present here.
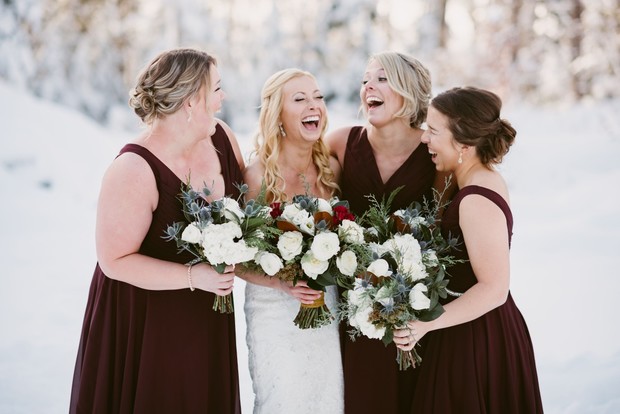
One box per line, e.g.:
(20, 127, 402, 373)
(366, 96, 384, 108)
(302, 115, 320, 129)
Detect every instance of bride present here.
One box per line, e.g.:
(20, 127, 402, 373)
(239, 68, 343, 414)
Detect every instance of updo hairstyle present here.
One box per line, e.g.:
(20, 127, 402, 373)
(367, 52, 432, 128)
(129, 48, 217, 124)
(431, 86, 516, 166)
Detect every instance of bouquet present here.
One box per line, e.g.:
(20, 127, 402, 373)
(340, 188, 461, 369)
(251, 194, 371, 329)
(163, 182, 274, 313)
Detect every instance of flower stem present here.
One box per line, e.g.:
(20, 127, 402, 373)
(396, 348, 422, 371)
(293, 291, 333, 329)
(213, 293, 234, 314)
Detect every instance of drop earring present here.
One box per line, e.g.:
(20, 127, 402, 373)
(187, 108, 193, 123)
(279, 123, 286, 137)
(458, 151, 463, 164)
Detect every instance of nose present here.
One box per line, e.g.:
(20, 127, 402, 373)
(421, 129, 430, 144)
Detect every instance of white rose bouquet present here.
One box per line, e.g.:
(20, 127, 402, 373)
(163, 182, 276, 313)
(252, 194, 371, 329)
(340, 187, 462, 369)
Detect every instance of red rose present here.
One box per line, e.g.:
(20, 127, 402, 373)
(270, 202, 283, 219)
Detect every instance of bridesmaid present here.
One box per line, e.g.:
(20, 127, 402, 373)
(239, 68, 344, 414)
(70, 48, 244, 413)
(326, 51, 450, 413)
(393, 87, 544, 412)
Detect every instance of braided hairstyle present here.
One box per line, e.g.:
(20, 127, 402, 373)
(129, 48, 217, 124)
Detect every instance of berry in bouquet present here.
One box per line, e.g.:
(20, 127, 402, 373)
(163, 181, 274, 313)
(340, 187, 462, 369)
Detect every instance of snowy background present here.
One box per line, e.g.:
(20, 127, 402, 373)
(1, 80, 620, 413)
(1, 0, 620, 413)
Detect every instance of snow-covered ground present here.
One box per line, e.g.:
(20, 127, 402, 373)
(1, 81, 619, 413)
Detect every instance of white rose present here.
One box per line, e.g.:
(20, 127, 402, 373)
(201, 222, 245, 265)
(181, 222, 202, 244)
(216, 221, 243, 239)
(310, 231, 340, 261)
(294, 212, 315, 235)
(316, 197, 333, 214)
(255, 251, 284, 276)
(277, 231, 304, 261)
(221, 197, 245, 221)
(336, 250, 357, 276)
(281, 204, 302, 222)
(367, 259, 392, 277)
(368, 242, 388, 257)
(300, 250, 329, 279)
(409, 283, 431, 310)
(201, 229, 232, 265)
(356, 307, 386, 339)
(338, 219, 365, 244)
(385, 233, 422, 263)
(400, 259, 427, 281)
(227, 240, 258, 264)
(347, 285, 367, 308)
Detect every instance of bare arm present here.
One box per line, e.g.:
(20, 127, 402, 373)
(394, 194, 510, 349)
(95, 152, 234, 295)
(324, 126, 352, 170)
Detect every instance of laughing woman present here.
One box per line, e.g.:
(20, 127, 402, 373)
(326, 51, 449, 414)
(393, 86, 543, 413)
(239, 69, 344, 414)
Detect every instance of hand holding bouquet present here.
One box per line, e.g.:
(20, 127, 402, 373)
(340, 188, 461, 369)
(252, 194, 370, 329)
(163, 182, 273, 313)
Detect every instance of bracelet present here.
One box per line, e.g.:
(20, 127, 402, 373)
(187, 264, 195, 292)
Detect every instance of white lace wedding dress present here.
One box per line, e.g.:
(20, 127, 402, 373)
(244, 283, 344, 414)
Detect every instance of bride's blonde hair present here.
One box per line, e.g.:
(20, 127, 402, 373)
(254, 68, 339, 203)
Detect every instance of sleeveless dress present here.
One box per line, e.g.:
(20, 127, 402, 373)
(340, 126, 436, 414)
(411, 185, 544, 413)
(70, 125, 243, 414)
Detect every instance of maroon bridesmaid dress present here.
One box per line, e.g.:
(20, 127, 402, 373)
(340, 126, 436, 413)
(70, 124, 243, 414)
(411, 185, 544, 413)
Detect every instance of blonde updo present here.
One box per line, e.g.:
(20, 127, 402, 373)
(365, 52, 432, 128)
(431, 86, 516, 166)
(129, 48, 217, 124)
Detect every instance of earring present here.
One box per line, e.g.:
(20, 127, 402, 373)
(187, 108, 193, 123)
(279, 123, 286, 137)
(458, 151, 463, 164)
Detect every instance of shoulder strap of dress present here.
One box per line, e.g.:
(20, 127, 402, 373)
(345, 126, 365, 149)
(117, 143, 164, 189)
(458, 185, 513, 233)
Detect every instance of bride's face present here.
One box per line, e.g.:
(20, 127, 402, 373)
(279, 75, 326, 144)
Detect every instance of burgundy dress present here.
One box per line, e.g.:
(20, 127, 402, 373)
(411, 185, 543, 413)
(340, 126, 436, 413)
(70, 125, 243, 414)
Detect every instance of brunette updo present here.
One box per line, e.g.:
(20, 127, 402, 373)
(431, 86, 516, 166)
(129, 48, 217, 124)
